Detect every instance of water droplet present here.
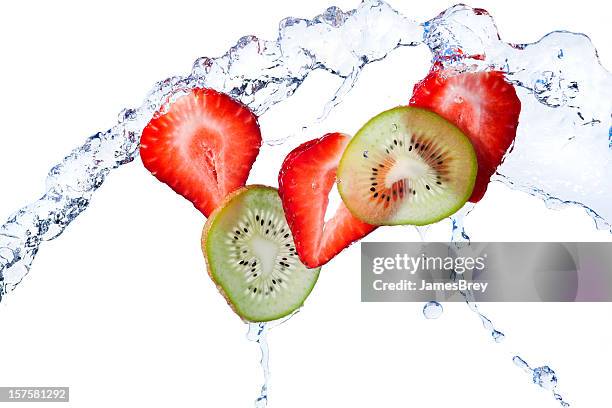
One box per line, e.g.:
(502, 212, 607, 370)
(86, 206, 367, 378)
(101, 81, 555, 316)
(555, 393, 570, 407)
(423, 301, 443, 319)
(533, 366, 558, 390)
(513, 355, 532, 373)
(492, 330, 505, 342)
(454, 96, 464, 104)
(514, 356, 570, 406)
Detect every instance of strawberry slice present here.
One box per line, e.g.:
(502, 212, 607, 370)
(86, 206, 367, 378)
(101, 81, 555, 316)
(140, 88, 262, 217)
(409, 69, 521, 202)
(278, 133, 376, 268)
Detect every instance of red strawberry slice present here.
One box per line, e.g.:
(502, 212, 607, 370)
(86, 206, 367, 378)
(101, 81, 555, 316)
(278, 133, 376, 268)
(140, 88, 262, 217)
(409, 69, 521, 202)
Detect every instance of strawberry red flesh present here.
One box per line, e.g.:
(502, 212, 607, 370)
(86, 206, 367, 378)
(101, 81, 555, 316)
(410, 69, 521, 202)
(279, 133, 376, 268)
(140, 88, 262, 217)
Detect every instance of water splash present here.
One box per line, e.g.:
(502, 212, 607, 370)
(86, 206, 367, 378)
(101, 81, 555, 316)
(247, 323, 270, 408)
(446, 218, 571, 404)
(513, 356, 570, 407)
(450, 204, 473, 245)
(449, 205, 505, 343)
(1, 0, 610, 307)
(450, 267, 506, 343)
(246, 311, 299, 407)
(426, 6, 612, 233)
(0, 0, 422, 301)
(0, 1, 602, 406)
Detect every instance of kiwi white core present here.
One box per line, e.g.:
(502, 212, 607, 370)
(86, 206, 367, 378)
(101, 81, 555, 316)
(385, 154, 430, 187)
(250, 235, 279, 276)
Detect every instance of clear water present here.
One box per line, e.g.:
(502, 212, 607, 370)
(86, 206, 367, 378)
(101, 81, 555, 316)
(423, 300, 443, 319)
(2, 0, 611, 303)
(449, 209, 506, 343)
(449, 215, 567, 406)
(513, 356, 570, 407)
(246, 312, 298, 407)
(0, 0, 608, 405)
(247, 323, 270, 408)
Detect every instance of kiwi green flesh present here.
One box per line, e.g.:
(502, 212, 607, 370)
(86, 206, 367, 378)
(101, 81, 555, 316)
(203, 186, 320, 322)
(337, 106, 477, 226)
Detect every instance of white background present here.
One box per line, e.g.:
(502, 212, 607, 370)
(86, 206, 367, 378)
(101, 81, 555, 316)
(0, 0, 611, 407)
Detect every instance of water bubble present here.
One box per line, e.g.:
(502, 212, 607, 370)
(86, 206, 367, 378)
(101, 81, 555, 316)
(423, 301, 443, 319)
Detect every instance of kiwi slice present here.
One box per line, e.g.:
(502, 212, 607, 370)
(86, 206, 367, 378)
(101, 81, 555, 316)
(202, 185, 320, 322)
(337, 106, 477, 226)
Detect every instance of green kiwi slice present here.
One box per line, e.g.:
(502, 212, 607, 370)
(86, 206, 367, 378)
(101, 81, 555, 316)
(337, 106, 477, 226)
(202, 185, 320, 322)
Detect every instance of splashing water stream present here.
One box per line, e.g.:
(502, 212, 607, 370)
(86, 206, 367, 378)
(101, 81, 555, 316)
(245, 311, 299, 407)
(0, 0, 609, 406)
(513, 356, 570, 407)
(247, 323, 271, 408)
(441, 211, 570, 406)
(449, 208, 506, 343)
